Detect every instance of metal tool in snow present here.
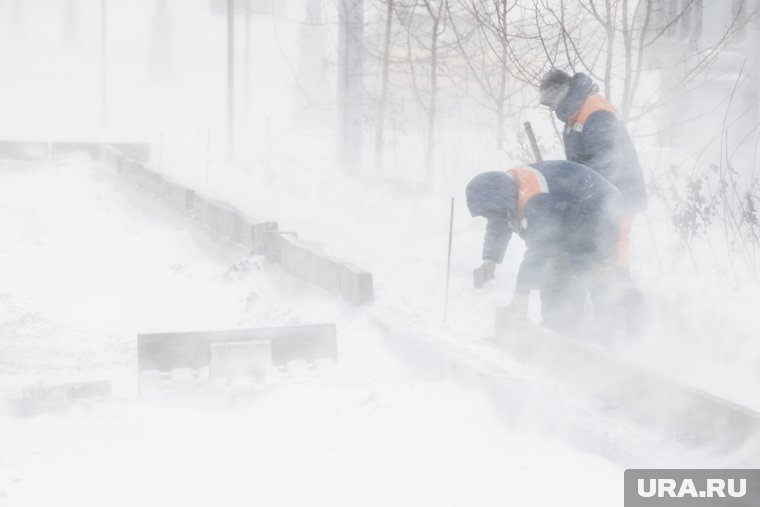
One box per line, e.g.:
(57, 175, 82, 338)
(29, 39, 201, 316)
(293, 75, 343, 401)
(444, 197, 454, 322)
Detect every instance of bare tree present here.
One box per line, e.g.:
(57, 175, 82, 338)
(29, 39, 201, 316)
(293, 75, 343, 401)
(449, 0, 529, 149)
(374, 0, 395, 171)
(505, 0, 748, 122)
(396, 0, 457, 185)
(353, 0, 752, 197)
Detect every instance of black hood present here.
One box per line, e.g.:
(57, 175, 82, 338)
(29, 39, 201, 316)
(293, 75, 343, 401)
(465, 171, 517, 217)
(556, 73, 599, 122)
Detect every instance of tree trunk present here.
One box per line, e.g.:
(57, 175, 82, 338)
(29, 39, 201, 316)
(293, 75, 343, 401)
(425, 17, 439, 186)
(374, 0, 394, 173)
(604, 1, 615, 98)
(496, 0, 508, 150)
(338, 0, 364, 172)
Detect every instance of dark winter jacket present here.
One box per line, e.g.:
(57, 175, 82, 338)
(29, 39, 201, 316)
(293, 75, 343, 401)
(556, 73, 647, 213)
(466, 161, 623, 293)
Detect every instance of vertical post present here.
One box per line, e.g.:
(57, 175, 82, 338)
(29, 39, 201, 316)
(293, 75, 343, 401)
(62, 0, 80, 52)
(337, 0, 347, 166)
(101, 0, 108, 126)
(227, 0, 235, 159)
(10, 0, 25, 45)
(148, 0, 174, 84)
(205, 126, 212, 189)
(266, 117, 272, 177)
(243, 0, 251, 122)
(337, 0, 363, 172)
(444, 196, 455, 323)
(158, 130, 164, 170)
(374, 0, 393, 173)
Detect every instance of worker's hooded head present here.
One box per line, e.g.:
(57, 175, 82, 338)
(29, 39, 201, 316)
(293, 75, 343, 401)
(465, 171, 518, 218)
(538, 68, 571, 110)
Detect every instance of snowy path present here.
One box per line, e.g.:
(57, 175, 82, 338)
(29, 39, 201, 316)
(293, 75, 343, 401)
(0, 159, 622, 506)
(0, 157, 343, 396)
(172, 156, 760, 414)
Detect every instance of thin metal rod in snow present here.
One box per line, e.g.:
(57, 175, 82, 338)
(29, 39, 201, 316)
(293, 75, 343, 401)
(524, 121, 542, 162)
(205, 126, 212, 189)
(444, 196, 454, 323)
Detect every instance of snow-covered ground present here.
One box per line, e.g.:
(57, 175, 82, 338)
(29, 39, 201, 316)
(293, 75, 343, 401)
(0, 158, 625, 506)
(1, 1, 759, 504)
(164, 147, 760, 414)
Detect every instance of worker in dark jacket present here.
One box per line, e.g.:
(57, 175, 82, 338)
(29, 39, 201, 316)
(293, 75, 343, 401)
(466, 160, 624, 335)
(539, 69, 646, 267)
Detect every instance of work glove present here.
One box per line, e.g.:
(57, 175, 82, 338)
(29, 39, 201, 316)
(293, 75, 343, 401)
(473, 260, 496, 288)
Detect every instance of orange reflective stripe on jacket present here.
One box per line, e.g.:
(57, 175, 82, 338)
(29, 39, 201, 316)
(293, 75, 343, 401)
(566, 94, 617, 132)
(507, 165, 549, 219)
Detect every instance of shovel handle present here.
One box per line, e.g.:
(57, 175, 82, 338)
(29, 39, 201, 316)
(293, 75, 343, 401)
(524, 121, 543, 162)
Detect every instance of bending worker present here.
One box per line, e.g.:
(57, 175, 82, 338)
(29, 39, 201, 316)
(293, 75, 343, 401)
(467, 160, 624, 335)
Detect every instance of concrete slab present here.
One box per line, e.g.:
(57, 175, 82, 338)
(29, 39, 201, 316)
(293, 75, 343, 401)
(0, 141, 50, 160)
(10, 380, 112, 417)
(493, 313, 760, 453)
(100, 145, 122, 168)
(279, 234, 314, 280)
(262, 230, 296, 263)
(218, 206, 244, 243)
(109, 143, 151, 164)
(250, 222, 279, 255)
(191, 193, 210, 222)
(209, 340, 273, 383)
(375, 317, 760, 467)
(228, 210, 250, 245)
(137, 323, 338, 374)
(51, 142, 101, 158)
(311, 254, 343, 294)
(202, 200, 229, 235)
(159, 179, 192, 212)
(340, 263, 374, 304)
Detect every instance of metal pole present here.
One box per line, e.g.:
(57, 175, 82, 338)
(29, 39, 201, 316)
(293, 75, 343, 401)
(101, 0, 107, 126)
(158, 130, 164, 170)
(444, 196, 455, 323)
(337, 0, 363, 171)
(266, 117, 271, 178)
(227, 0, 235, 158)
(205, 126, 212, 189)
(243, 0, 250, 122)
